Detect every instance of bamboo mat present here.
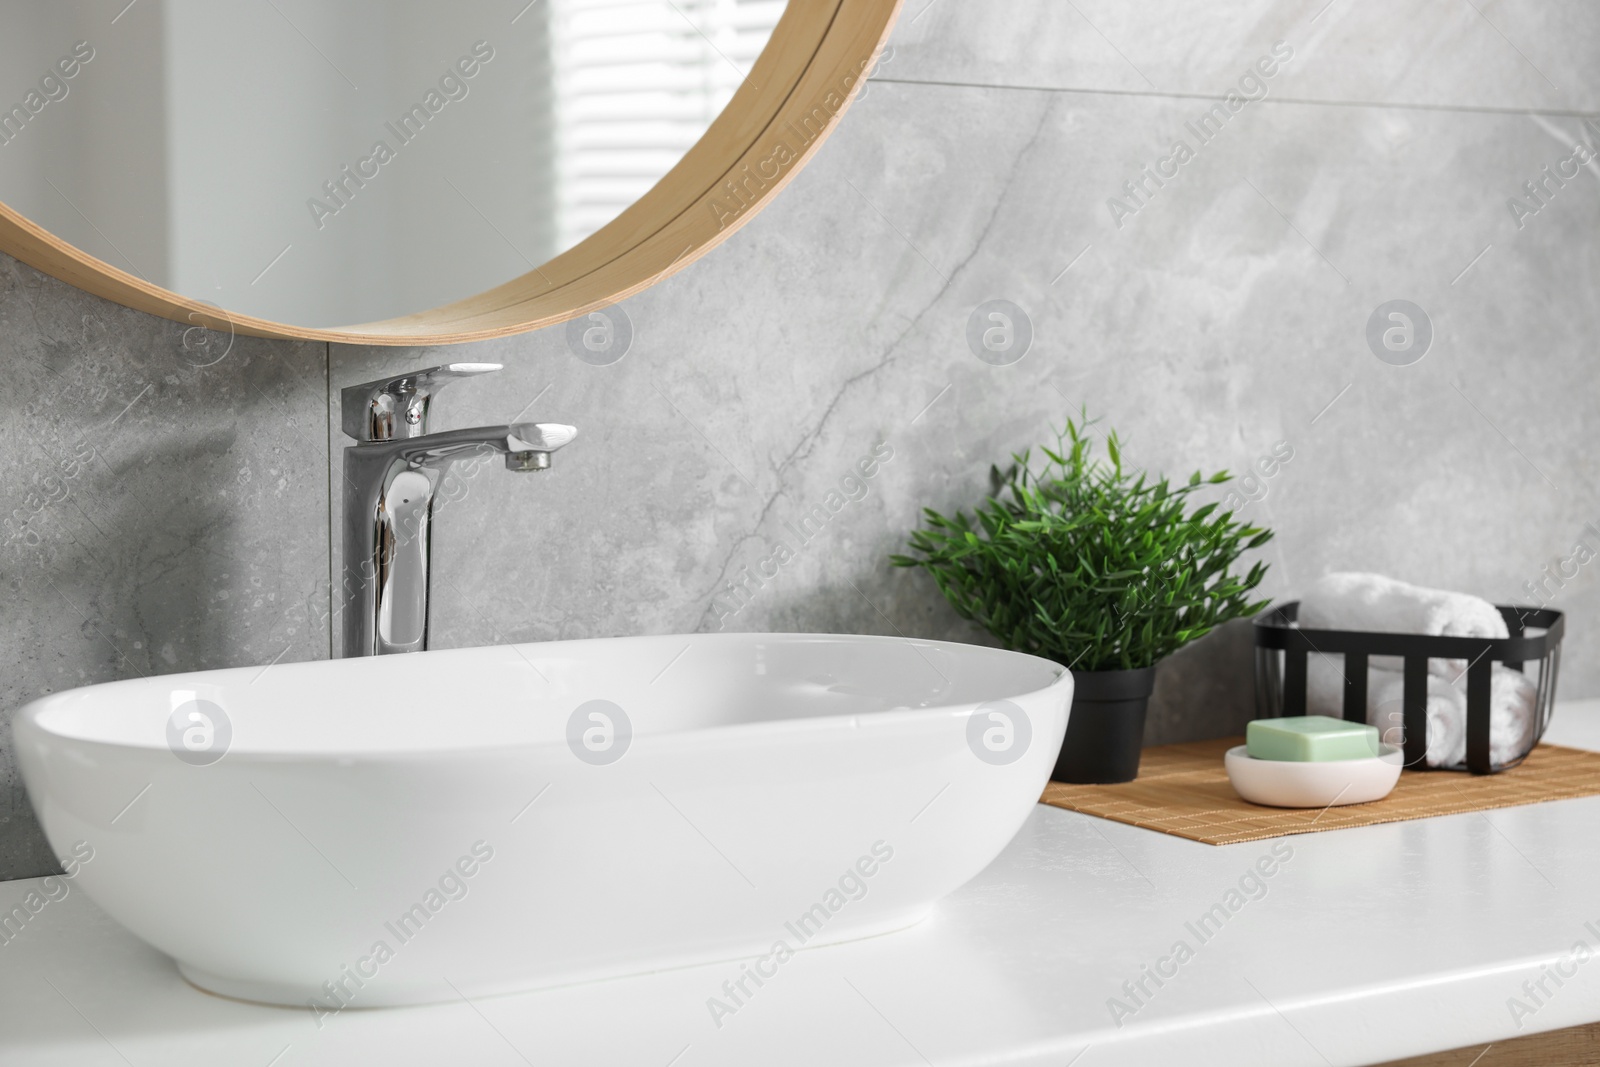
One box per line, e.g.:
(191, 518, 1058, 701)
(1039, 738, 1600, 845)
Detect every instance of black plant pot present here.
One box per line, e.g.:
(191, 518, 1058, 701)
(1051, 665, 1158, 784)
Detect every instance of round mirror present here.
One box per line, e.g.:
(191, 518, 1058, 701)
(0, 0, 897, 343)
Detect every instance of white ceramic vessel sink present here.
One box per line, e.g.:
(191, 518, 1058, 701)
(14, 633, 1070, 1007)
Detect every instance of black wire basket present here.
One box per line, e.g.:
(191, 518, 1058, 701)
(1253, 602, 1564, 775)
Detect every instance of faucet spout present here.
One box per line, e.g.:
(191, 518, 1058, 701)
(506, 423, 578, 471)
(391, 423, 578, 472)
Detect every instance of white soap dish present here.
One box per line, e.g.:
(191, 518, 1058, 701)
(1225, 744, 1404, 808)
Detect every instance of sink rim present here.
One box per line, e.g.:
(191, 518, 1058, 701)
(13, 631, 1072, 760)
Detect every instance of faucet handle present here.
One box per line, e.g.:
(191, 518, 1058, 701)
(340, 363, 501, 442)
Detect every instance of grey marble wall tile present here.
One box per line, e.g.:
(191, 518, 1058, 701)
(0, 258, 330, 880)
(330, 77, 1598, 748)
(324, 116, 965, 648)
(820, 81, 1600, 735)
(885, 0, 1599, 112)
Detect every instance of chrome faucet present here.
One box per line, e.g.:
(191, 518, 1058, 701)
(339, 363, 575, 657)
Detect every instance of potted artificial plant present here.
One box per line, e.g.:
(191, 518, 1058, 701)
(892, 416, 1274, 784)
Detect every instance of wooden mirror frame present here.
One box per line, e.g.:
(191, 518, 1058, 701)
(0, 0, 901, 346)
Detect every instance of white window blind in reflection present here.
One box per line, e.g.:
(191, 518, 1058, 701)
(549, 0, 785, 253)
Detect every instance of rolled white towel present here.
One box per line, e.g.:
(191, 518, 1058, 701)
(1298, 572, 1507, 676)
(1306, 657, 1538, 768)
(1369, 670, 1464, 767)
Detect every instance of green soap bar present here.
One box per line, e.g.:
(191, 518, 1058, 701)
(1246, 716, 1380, 762)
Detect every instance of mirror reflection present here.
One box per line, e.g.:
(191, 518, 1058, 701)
(0, 0, 786, 327)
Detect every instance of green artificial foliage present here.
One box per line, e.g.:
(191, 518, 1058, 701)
(891, 414, 1274, 672)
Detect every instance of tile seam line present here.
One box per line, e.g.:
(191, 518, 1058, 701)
(325, 339, 335, 662)
(870, 76, 1600, 119)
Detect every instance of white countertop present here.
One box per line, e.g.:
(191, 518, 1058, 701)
(6, 701, 1600, 1067)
